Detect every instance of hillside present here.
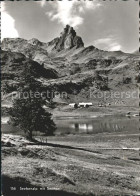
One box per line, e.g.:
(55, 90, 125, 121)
(1, 25, 139, 107)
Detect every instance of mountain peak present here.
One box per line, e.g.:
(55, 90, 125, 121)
(49, 25, 84, 51)
(61, 25, 76, 37)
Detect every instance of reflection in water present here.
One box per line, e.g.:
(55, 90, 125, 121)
(72, 122, 118, 132)
(66, 116, 139, 135)
(71, 123, 93, 131)
(1, 115, 139, 136)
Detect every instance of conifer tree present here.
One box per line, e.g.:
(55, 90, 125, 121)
(9, 63, 56, 140)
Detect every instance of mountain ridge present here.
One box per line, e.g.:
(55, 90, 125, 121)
(1, 25, 139, 106)
(2, 24, 137, 55)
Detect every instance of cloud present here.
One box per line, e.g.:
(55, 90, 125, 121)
(41, 0, 102, 28)
(1, 2, 19, 40)
(46, 1, 83, 28)
(110, 45, 121, 51)
(40, 0, 46, 7)
(94, 37, 122, 51)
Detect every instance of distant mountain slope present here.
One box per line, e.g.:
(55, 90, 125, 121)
(1, 50, 58, 94)
(133, 50, 140, 55)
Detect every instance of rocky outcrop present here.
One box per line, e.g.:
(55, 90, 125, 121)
(55, 25, 84, 50)
(1, 25, 84, 55)
(28, 38, 43, 46)
(47, 25, 84, 52)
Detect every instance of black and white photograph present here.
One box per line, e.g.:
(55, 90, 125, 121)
(1, 0, 140, 195)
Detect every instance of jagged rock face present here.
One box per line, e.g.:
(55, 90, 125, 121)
(1, 25, 84, 55)
(54, 25, 84, 51)
(28, 38, 42, 46)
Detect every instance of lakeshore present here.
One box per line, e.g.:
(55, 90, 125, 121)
(2, 125, 140, 196)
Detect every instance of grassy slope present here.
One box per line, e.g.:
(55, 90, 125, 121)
(51, 105, 139, 118)
(2, 132, 140, 196)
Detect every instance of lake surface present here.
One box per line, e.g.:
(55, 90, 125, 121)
(1, 115, 139, 136)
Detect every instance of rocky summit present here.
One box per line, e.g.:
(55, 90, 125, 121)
(54, 24, 84, 50)
(44, 24, 84, 52)
(1, 25, 140, 106)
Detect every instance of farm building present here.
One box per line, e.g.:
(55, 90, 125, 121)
(79, 102, 93, 107)
(69, 102, 93, 108)
(69, 103, 78, 108)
